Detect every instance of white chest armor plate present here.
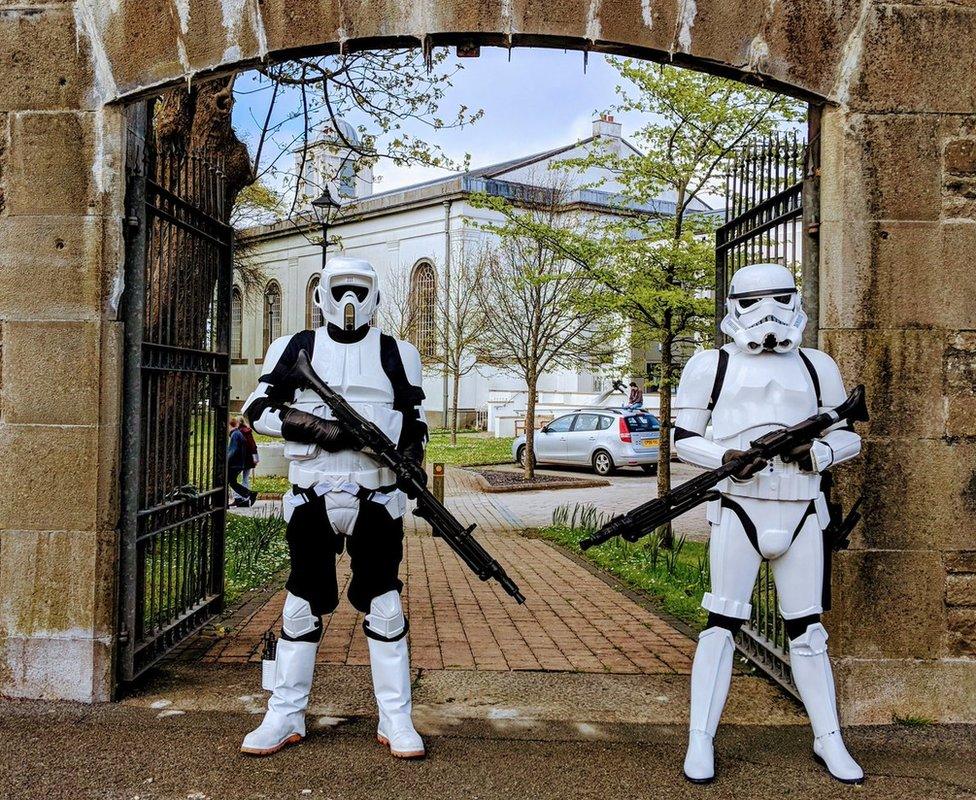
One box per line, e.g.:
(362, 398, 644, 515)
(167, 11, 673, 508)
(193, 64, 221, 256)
(713, 350, 821, 501)
(285, 326, 402, 489)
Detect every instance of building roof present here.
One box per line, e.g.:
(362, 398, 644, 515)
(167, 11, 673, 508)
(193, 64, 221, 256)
(241, 132, 715, 242)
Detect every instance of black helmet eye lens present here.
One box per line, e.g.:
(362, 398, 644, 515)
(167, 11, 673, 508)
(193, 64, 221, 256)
(739, 297, 759, 309)
(774, 294, 793, 304)
(331, 284, 369, 302)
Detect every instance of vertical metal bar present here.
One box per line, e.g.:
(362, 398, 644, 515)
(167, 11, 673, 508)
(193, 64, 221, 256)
(802, 104, 822, 348)
(118, 106, 151, 686)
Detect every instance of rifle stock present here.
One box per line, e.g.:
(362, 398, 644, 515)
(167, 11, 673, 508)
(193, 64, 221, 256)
(290, 350, 525, 604)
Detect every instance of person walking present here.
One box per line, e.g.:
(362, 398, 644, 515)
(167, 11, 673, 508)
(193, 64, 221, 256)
(239, 415, 260, 497)
(624, 381, 644, 411)
(228, 418, 257, 508)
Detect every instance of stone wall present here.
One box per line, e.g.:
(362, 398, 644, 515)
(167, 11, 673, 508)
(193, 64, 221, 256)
(0, 1, 972, 715)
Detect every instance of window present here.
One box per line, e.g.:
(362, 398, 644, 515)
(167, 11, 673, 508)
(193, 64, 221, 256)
(545, 415, 575, 433)
(338, 158, 356, 198)
(231, 288, 243, 359)
(306, 275, 324, 329)
(263, 281, 282, 352)
(597, 416, 613, 430)
(408, 260, 437, 358)
(625, 414, 661, 432)
(572, 413, 601, 432)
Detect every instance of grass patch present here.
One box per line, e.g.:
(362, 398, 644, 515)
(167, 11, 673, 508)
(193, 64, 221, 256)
(893, 714, 934, 728)
(252, 475, 291, 495)
(224, 511, 289, 604)
(542, 503, 708, 628)
(426, 431, 515, 467)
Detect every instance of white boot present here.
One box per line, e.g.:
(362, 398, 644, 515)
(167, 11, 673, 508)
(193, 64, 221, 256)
(241, 639, 317, 756)
(683, 627, 735, 783)
(366, 591, 424, 759)
(789, 623, 864, 784)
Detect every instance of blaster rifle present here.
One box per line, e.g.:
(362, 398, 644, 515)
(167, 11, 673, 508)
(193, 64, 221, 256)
(290, 350, 525, 604)
(580, 385, 869, 551)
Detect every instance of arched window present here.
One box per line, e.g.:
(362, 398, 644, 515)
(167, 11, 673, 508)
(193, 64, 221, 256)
(409, 260, 437, 358)
(306, 275, 324, 329)
(263, 281, 282, 352)
(231, 288, 243, 359)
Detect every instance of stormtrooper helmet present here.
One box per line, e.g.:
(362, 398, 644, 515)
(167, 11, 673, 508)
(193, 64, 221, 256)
(314, 255, 379, 331)
(720, 263, 806, 354)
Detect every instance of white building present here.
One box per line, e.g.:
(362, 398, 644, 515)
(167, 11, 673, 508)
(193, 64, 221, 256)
(232, 116, 712, 433)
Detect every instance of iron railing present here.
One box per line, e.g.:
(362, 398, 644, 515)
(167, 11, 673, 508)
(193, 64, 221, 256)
(714, 131, 815, 700)
(119, 105, 233, 684)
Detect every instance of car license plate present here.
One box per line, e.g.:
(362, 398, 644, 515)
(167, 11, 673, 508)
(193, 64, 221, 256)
(642, 437, 658, 447)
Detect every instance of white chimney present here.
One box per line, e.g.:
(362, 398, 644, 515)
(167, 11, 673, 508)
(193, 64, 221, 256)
(592, 113, 622, 140)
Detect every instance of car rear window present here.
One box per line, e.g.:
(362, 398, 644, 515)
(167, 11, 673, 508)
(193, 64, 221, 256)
(625, 414, 660, 432)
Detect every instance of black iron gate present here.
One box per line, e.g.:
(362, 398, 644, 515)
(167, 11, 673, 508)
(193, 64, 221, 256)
(714, 127, 819, 699)
(118, 108, 234, 683)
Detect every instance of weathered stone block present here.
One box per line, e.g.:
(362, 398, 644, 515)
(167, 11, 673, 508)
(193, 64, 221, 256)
(941, 222, 976, 328)
(0, 8, 94, 112)
(835, 437, 976, 552)
(0, 423, 98, 532)
(833, 657, 976, 724)
(948, 608, 976, 657)
(0, 529, 98, 638)
(820, 328, 947, 440)
(6, 112, 97, 216)
(0, 634, 111, 702)
(0, 217, 103, 321)
(95, 323, 123, 534)
(945, 138, 976, 175)
(945, 551, 976, 574)
(830, 550, 945, 659)
(259, 0, 342, 57)
(850, 4, 976, 114)
(0, 320, 100, 425)
(947, 574, 976, 607)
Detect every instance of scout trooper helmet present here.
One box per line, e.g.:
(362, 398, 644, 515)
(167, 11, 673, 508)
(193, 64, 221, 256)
(314, 255, 379, 331)
(720, 263, 806, 354)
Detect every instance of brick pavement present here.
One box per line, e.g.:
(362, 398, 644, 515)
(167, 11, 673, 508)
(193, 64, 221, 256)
(196, 468, 696, 675)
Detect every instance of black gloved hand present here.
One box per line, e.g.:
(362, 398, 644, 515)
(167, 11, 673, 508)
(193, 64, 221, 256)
(722, 448, 767, 481)
(781, 441, 815, 472)
(395, 441, 428, 498)
(280, 408, 358, 452)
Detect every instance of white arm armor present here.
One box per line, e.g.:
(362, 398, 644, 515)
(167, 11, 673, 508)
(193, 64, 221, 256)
(802, 348, 862, 471)
(673, 349, 728, 470)
(242, 335, 295, 438)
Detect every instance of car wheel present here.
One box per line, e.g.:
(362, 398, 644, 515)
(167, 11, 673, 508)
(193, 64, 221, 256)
(516, 445, 536, 468)
(640, 464, 658, 475)
(592, 450, 615, 476)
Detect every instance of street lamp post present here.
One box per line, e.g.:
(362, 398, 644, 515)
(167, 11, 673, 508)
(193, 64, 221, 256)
(311, 187, 339, 268)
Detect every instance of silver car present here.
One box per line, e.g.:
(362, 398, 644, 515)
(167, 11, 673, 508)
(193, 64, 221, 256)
(511, 409, 661, 476)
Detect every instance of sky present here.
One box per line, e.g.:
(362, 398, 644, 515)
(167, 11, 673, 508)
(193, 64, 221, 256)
(232, 48, 650, 195)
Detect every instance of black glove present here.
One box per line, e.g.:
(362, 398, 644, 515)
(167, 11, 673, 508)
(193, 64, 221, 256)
(781, 441, 815, 472)
(722, 449, 767, 481)
(280, 408, 358, 452)
(395, 441, 428, 498)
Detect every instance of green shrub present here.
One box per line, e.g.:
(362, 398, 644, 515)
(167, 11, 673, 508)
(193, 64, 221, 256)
(543, 503, 709, 628)
(224, 511, 289, 603)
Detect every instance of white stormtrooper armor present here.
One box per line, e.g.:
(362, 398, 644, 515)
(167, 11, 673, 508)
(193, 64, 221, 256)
(674, 264, 864, 785)
(240, 256, 426, 760)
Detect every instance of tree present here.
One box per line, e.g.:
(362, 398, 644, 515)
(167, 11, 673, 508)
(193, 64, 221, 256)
(377, 263, 418, 342)
(472, 178, 617, 480)
(495, 62, 802, 530)
(434, 235, 492, 444)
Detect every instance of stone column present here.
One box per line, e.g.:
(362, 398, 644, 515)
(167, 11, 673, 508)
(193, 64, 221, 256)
(0, 6, 123, 701)
(818, 4, 976, 723)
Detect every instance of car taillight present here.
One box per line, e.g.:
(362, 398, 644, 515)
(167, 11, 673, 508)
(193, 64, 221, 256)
(618, 417, 632, 443)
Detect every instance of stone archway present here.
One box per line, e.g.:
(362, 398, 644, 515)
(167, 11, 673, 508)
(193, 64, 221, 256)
(0, 2, 973, 721)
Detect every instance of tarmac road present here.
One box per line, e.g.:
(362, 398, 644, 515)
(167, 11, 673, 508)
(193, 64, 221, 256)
(1, 698, 973, 800)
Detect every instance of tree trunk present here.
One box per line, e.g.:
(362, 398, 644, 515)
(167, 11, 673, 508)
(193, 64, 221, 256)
(147, 76, 254, 497)
(450, 370, 460, 446)
(524, 375, 537, 481)
(658, 329, 674, 548)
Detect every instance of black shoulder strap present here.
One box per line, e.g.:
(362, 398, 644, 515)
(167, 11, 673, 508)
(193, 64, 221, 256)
(707, 347, 730, 411)
(797, 349, 823, 408)
(258, 329, 315, 392)
(379, 333, 425, 411)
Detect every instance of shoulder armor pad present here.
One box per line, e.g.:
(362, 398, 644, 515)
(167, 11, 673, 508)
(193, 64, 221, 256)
(675, 348, 725, 412)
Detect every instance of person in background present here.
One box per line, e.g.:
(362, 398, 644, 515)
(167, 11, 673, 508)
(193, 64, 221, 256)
(625, 381, 644, 411)
(228, 418, 258, 508)
(238, 415, 260, 498)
